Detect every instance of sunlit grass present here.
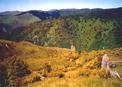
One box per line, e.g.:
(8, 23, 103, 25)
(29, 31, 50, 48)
(25, 77, 122, 87)
(0, 40, 122, 87)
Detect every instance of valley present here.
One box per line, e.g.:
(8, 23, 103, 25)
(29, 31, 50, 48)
(0, 8, 122, 87)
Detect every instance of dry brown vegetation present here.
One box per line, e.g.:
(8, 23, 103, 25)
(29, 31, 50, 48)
(0, 40, 122, 87)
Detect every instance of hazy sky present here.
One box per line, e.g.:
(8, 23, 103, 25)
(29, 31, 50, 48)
(0, 0, 122, 12)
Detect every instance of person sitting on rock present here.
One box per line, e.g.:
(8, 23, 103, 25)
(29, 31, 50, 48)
(101, 54, 109, 70)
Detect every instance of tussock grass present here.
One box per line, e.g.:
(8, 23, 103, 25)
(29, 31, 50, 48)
(25, 77, 122, 87)
(0, 40, 122, 87)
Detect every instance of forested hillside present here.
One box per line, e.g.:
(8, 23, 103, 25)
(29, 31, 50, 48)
(10, 17, 122, 51)
(0, 8, 122, 51)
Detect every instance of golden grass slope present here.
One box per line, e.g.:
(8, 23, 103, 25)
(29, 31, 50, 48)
(0, 40, 122, 87)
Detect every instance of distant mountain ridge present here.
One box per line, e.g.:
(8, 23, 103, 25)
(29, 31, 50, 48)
(0, 7, 122, 29)
(1, 7, 122, 18)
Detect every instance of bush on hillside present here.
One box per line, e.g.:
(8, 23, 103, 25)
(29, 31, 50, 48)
(7, 57, 31, 87)
(40, 63, 52, 77)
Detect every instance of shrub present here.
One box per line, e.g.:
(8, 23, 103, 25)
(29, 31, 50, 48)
(7, 57, 31, 87)
(98, 69, 110, 78)
(40, 63, 52, 76)
(79, 68, 91, 77)
(0, 63, 7, 87)
(47, 72, 64, 78)
(65, 70, 80, 79)
(23, 72, 43, 84)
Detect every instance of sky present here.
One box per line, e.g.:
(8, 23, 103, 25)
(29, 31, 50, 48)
(0, 0, 122, 12)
